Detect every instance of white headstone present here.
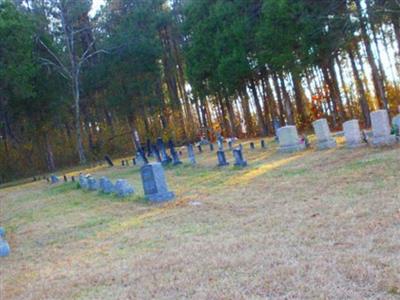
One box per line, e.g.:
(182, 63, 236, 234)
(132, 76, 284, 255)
(343, 119, 364, 148)
(370, 110, 396, 146)
(277, 126, 305, 153)
(312, 118, 336, 149)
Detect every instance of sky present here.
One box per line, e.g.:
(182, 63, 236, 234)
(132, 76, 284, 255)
(91, 0, 105, 15)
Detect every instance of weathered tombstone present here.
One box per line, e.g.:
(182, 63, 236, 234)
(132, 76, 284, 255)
(50, 175, 59, 184)
(217, 150, 229, 166)
(261, 140, 266, 149)
(233, 148, 247, 167)
(33, 176, 37, 182)
(312, 118, 337, 149)
(63, 175, 68, 182)
(157, 137, 171, 165)
(370, 110, 397, 146)
(132, 158, 136, 165)
(277, 126, 306, 153)
(71, 176, 75, 182)
(197, 144, 203, 153)
(168, 140, 182, 165)
(114, 179, 135, 197)
(46, 177, 50, 183)
(343, 119, 365, 148)
(209, 143, 214, 151)
(87, 176, 98, 191)
(79, 174, 89, 189)
(217, 135, 224, 151)
(0, 238, 10, 257)
(187, 144, 196, 164)
(121, 160, 125, 166)
(140, 163, 175, 202)
(250, 142, 255, 150)
(99, 176, 114, 194)
(104, 155, 114, 167)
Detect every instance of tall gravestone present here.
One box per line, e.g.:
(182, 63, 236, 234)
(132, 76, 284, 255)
(370, 110, 397, 146)
(187, 144, 196, 164)
(343, 119, 364, 148)
(277, 126, 306, 153)
(217, 150, 229, 166)
(312, 118, 337, 149)
(233, 148, 247, 167)
(140, 163, 175, 202)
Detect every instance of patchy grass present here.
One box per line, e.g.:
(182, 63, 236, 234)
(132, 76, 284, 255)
(0, 138, 399, 299)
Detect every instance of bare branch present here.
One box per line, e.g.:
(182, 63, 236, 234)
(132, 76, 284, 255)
(37, 38, 71, 78)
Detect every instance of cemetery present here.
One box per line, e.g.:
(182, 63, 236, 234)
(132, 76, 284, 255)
(1, 0, 400, 298)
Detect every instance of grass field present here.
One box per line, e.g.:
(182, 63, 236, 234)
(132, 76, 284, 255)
(1, 138, 399, 299)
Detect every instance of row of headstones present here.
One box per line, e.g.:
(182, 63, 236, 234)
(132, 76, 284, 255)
(278, 109, 400, 152)
(78, 163, 175, 202)
(0, 227, 10, 257)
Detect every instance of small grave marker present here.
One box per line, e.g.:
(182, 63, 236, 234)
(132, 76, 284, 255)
(187, 144, 196, 164)
(217, 150, 229, 167)
(140, 163, 175, 202)
(233, 148, 247, 167)
(114, 179, 135, 197)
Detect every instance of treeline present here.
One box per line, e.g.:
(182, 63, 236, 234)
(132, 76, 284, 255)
(0, 0, 400, 182)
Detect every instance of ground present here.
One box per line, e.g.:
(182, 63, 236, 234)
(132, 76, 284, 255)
(1, 138, 399, 299)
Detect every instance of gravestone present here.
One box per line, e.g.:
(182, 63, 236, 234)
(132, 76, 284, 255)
(168, 140, 182, 165)
(187, 144, 196, 164)
(46, 177, 50, 183)
(250, 142, 255, 150)
(79, 174, 89, 189)
(370, 110, 397, 146)
(71, 176, 75, 182)
(125, 160, 129, 166)
(146, 139, 152, 157)
(343, 119, 365, 148)
(121, 160, 125, 166)
(217, 136, 224, 151)
(114, 179, 135, 197)
(277, 126, 306, 153)
(132, 158, 136, 165)
(140, 163, 175, 202)
(87, 176, 98, 191)
(217, 150, 229, 167)
(50, 175, 59, 184)
(209, 143, 214, 151)
(99, 176, 114, 194)
(197, 144, 203, 153)
(157, 137, 171, 165)
(233, 148, 247, 167)
(104, 155, 114, 167)
(312, 118, 337, 149)
(228, 139, 233, 150)
(391, 114, 400, 136)
(261, 140, 266, 149)
(63, 175, 67, 182)
(0, 237, 10, 257)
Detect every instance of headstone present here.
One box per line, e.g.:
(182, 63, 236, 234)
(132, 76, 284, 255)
(370, 110, 397, 146)
(99, 176, 114, 194)
(146, 139, 153, 157)
(140, 163, 175, 202)
(168, 140, 182, 165)
(63, 175, 68, 182)
(114, 179, 135, 197)
(277, 126, 306, 153)
(79, 174, 89, 189)
(87, 176, 98, 191)
(197, 144, 203, 153)
(343, 119, 365, 148)
(157, 137, 171, 165)
(121, 160, 125, 166)
(312, 118, 337, 149)
(261, 140, 266, 149)
(209, 143, 214, 151)
(71, 176, 75, 182)
(46, 177, 50, 183)
(227, 139, 233, 150)
(217, 136, 224, 151)
(132, 158, 136, 165)
(233, 148, 247, 167)
(0, 238, 10, 257)
(250, 142, 255, 150)
(217, 150, 229, 167)
(391, 114, 400, 136)
(50, 175, 59, 184)
(125, 160, 129, 166)
(104, 155, 114, 167)
(187, 144, 196, 164)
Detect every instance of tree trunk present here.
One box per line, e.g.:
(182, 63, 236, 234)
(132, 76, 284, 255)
(291, 72, 308, 127)
(73, 74, 87, 164)
(249, 78, 268, 136)
(238, 88, 254, 136)
(279, 74, 294, 125)
(348, 48, 371, 127)
(45, 132, 56, 172)
(321, 65, 338, 126)
(272, 72, 286, 125)
(355, 0, 388, 109)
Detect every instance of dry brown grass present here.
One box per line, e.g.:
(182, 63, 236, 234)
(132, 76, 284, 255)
(1, 138, 399, 299)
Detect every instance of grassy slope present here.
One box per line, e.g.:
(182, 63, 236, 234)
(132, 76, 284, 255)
(0, 138, 399, 299)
